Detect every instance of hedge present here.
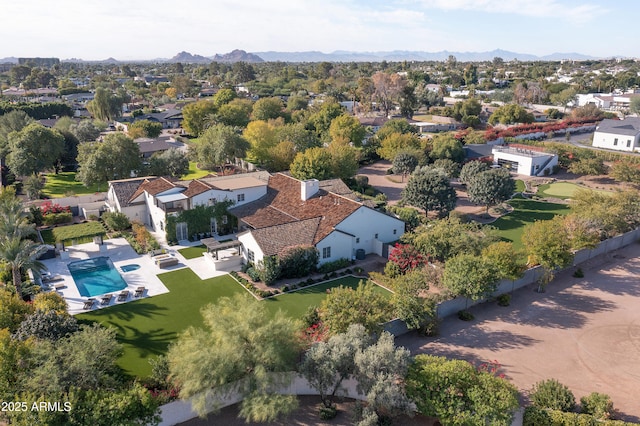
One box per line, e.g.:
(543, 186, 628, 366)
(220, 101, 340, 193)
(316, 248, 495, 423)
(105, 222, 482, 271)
(523, 407, 639, 426)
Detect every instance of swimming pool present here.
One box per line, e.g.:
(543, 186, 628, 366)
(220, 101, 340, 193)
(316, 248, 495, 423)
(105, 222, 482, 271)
(120, 264, 141, 273)
(67, 257, 128, 297)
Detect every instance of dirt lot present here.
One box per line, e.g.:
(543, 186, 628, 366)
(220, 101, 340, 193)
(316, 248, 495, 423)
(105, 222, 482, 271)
(397, 242, 640, 422)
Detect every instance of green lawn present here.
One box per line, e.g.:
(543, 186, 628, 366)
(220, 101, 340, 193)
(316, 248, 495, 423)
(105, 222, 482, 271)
(43, 172, 105, 197)
(177, 244, 206, 259)
(181, 161, 214, 180)
(76, 268, 245, 378)
(76, 270, 389, 378)
(492, 196, 570, 251)
(536, 182, 611, 199)
(264, 276, 391, 320)
(515, 179, 526, 193)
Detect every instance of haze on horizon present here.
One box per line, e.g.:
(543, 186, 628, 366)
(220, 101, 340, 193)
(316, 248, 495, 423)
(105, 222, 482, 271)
(2, 0, 636, 61)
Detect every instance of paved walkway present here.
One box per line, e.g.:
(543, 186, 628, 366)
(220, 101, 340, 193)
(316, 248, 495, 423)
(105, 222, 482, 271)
(397, 243, 640, 422)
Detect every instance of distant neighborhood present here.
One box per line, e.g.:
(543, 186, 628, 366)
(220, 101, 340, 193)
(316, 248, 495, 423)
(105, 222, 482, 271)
(1, 53, 640, 426)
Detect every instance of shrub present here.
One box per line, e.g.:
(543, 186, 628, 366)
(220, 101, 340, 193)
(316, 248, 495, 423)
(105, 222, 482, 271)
(497, 294, 511, 306)
(317, 258, 351, 274)
(43, 212, 73, 225)
(580, 392, 613, 420)
(279, 245, 319, 278)
(573, 268, 584, 278)
(523, 406, 553, 426)
(319, 405, 337, 420)
(255, 256, 281, 285)
(530, 379, 576, 412)
(102, 211, 131, 231)
(457, 310, 474, 321)
(245, 267, 261, 282)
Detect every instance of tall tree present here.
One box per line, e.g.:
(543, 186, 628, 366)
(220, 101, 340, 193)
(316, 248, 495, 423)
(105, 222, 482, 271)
(70, 119, 102, 142)
(0, 111, 34, 166)
(459, 160, 490, 185)
(0, 238, 47, 299)
(290, 147, 333, 181)
(327, 140, 359, 180)
(168, 294, 302, 422)
(181, 100, 217, 137)
(401, 168, 457, 218)
(466, 168, 515, 213)
(328, 114, 366, 147)
(320, 281, 392, 334)
(251, 97, 285, 121)
(147, 148, 189, 178)
(7, 123, 64, 176)
(76, 133, 142, 187)
(522, 217, 573, 291)
(443, 254, 500, 312)
(429, 134, 465, 163)
(372, 72, 406, 116)
(128, 119, 162, 139)
(243, 120, 279, 165)
(377, 132, 422, 162)
(392, 151, 419, 182)
(195, 124, 250, 173)
(86, 87, 124, 121)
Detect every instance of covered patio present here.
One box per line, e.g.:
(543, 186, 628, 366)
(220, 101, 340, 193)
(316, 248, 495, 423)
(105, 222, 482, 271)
(201, 238, 244, 271)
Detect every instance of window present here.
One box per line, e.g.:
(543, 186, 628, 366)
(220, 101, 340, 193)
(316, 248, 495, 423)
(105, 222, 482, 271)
(356, 237, 360, 243)
(322, 247, 331, 259)
(614, 138, 618, 146)
(374, 233, 379, 239)
(208, 198, 217, 206)
(393, 229, 397, 235)
(628, 140, 632, 148)
(237, 193, 245, 202)
(247, 249, 255, 262)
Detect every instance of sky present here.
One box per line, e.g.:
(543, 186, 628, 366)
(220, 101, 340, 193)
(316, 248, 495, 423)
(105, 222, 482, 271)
(1, 0, 636, 60)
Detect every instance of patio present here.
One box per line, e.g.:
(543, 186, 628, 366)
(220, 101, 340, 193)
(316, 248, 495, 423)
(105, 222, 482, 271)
(40, 238, 171, 315)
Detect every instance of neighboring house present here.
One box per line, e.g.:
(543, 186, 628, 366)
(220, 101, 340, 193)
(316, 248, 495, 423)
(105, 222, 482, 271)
(492, 146, 558, 176)
(409, 116, 461, 133)
(464, 144, 495, 162)
(115, 108, 183, 131)
(106, 171, 270, 238)
(135, 136, 186, 159)
(231, 173, 405, 266)
(592, 118, 640, 152)
(357, 116, 388, 133)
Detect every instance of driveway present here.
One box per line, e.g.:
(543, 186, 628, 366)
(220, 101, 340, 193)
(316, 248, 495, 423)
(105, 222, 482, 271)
(358, 161, 406, 205)
(397, 243, 640, 422)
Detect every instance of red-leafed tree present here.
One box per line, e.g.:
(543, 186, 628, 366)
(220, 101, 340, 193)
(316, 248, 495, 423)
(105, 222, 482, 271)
(388, 243, 428, 274)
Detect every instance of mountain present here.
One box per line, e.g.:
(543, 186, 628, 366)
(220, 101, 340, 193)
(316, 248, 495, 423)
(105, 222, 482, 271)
(253, 49, 596, 62)
(167, 51, 211, 63)
(211, 49, 263, 63)
(0, 57, 18, 63)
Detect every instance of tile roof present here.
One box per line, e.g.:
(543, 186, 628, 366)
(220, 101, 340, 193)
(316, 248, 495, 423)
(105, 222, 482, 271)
(250, 218, 321, 256)
(181, 179, 213, 197)
(230, 173, 361, 244)
(108, 177, 149, 207)
(128, 177, 177, 201)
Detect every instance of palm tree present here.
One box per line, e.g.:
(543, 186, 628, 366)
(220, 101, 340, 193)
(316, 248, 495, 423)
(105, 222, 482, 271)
(0, 237, 47, 298)
(0, 191, 35, 239)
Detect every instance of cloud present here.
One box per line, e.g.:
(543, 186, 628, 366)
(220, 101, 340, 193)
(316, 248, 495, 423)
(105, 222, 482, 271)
(415, 0, 606, 24)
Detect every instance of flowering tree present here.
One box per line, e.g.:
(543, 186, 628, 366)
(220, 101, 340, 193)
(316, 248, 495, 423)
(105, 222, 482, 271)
(388, 243, 428, 274)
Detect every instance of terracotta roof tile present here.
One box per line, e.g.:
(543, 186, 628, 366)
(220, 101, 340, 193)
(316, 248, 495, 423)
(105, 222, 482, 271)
(231, 173, 361, 244)
(251, 218, 321, 256)
(182, 179, 213, 197)
(128, 177, 177, 202)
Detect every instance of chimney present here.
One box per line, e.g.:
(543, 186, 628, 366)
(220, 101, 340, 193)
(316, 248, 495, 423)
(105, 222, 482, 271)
(301, 179, 319, 201)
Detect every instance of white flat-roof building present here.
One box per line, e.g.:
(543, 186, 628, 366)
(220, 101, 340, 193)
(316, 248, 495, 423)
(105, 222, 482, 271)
(491, 146, 558, 177)
(592, 118, 640, 152)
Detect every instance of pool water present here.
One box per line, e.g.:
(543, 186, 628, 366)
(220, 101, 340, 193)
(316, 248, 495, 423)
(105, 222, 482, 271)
(121, 264, 141, 272)
(67, 256, 127, 297)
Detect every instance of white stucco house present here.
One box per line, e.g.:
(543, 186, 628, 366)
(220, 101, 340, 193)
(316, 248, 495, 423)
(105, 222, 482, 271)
(592, 118, 640, 152)
(106, 171, 270, 240)
(491, 146, 558, 176)
(230, 173, 405, 266)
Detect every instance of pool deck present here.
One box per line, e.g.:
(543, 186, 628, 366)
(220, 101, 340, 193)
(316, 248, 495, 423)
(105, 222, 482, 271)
(41, 237, 233, 315)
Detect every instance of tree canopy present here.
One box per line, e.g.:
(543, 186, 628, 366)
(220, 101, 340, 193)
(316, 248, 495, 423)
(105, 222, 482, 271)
(401, 168, 457, 218)
(7, 123, 64, 176)
(168, 294, 302, 422)
(76, 133, 142, 187)
(194, 124, 250, 173)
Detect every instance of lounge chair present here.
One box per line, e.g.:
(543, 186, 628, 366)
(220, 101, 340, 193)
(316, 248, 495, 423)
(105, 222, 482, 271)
(100, 294, 113, 306)
(83, 298, 96, 310)
(134, 286, 145, 298)
(53, 282, 67, 290)
(117, 290, 129, 302)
